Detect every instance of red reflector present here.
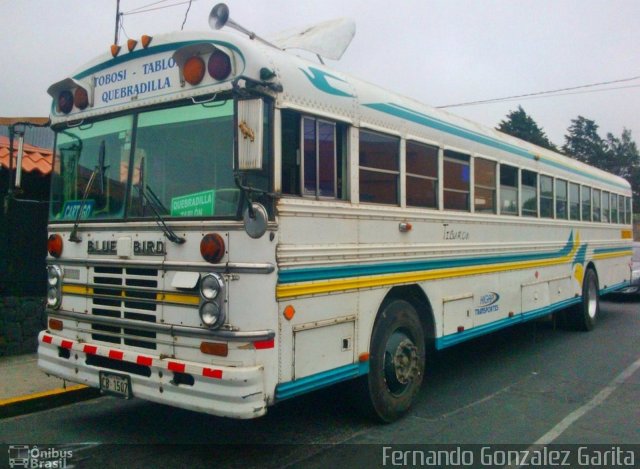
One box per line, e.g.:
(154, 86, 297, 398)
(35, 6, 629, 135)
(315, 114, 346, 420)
(457, 326, 465, 333)
(168, 361, 186, 373)
(137, 355, 153, 366)
(200, 233, 225, 264)
(49, 319, 63, 331)
(83, 345, 97, 355)
(183, 56, 205, 85)
(74, 87, 89, 110)
(208, 50, 231, 80)
(109, 350, 124, 360)
(43, 335, 53, 344)
(253, 338, 275, 350)
(200, 341, 228, 357)
(57, 90, 73, 114)
(47, 234, 63, 258)
(203, 368, 223, 379)
(61, 340, 73, 349)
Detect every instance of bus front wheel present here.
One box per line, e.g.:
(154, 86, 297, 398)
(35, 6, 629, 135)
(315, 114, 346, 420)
(357, 299, 425, 423)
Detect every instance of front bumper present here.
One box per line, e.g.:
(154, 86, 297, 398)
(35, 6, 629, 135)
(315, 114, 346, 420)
(38, 331, 267, 419)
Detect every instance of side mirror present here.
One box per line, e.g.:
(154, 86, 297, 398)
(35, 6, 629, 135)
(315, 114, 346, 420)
(236, 99, 264, 170)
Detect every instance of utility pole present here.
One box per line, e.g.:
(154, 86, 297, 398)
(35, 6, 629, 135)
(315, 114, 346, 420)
(114, 0, 121, 45)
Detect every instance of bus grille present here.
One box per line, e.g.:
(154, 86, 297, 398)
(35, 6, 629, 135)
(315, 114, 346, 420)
(90, 266, 159, 350)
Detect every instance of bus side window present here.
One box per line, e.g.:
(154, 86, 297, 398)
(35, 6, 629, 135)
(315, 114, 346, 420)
(592, 189, 601, 222)
(281, 110, 347, 200)
(521, 169, 538, 217)
(602, 191, 610, 223)
(443, 150, 470, 211)
(500, 164, 518, 215)
(281, 110, 301, 195)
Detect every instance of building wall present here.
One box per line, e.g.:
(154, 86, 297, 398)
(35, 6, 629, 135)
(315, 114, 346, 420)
(0, 297, 46, 356)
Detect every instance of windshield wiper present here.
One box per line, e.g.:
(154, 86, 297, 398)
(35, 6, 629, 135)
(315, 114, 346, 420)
(69, 140, 107, 243)
(136, 157, 185, 244)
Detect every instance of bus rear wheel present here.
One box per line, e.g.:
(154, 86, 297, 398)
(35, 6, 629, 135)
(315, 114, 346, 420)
(567, 267, 600, 331)
(356, 299, 425, 423)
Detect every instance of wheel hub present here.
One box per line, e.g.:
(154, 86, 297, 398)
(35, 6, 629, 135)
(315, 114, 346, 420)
(391, 338, 419, 385)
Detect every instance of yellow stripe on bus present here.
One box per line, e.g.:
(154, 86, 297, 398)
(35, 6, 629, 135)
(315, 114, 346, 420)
(593, 250, 633, 261)
(62, 285, 92, 296)
(157, 292, 201, 305)
(60, 285, 199, 306)
(277, 256, 577, 300)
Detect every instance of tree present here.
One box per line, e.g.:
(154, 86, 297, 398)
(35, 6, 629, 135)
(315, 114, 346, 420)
(564, 117, 640, 211)
(562, 116, 607, 167)
(605, 129, 638, 179)
(497, 106, 558, 151)
(605, 129, 640, 210)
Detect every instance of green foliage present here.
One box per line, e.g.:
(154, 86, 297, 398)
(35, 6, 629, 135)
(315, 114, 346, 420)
(497, 106, 558, 152)
(563, 116, 640, 210)
(562, 116, 607, 167)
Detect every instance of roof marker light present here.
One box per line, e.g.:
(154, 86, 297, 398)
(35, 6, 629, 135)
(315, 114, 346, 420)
(110, 44, 121, 57)
(184, 56, 206, 85)
(57, 91, 73, 114)
(207, 49, 232, 80)
(127, 39, 138, 52)
(74, 87, 89, 110)
(141, 35, 153, 48)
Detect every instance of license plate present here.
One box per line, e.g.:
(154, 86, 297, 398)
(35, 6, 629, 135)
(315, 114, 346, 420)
(99, 371, 132, 399)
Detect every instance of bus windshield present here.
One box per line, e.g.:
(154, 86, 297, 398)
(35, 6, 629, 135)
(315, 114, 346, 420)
(50, 99, 239, 221)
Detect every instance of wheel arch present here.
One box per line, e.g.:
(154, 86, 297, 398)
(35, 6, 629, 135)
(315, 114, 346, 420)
(381, 284, 436, 347)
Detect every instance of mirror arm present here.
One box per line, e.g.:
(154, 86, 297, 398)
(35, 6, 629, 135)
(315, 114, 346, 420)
(232, 75, 282, 95)
(233, 172, 279, 219)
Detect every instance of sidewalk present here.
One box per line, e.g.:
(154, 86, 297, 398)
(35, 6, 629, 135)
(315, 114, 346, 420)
(0, 353, 100, 418)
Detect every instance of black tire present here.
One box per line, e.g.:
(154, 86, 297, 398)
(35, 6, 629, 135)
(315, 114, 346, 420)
(355, 299, 425, 423)
(567, 268, 600, 331)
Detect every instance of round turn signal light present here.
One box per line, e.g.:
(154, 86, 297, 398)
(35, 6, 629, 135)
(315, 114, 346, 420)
(47, 234, 63, 258)
(200, 233, 225, 264)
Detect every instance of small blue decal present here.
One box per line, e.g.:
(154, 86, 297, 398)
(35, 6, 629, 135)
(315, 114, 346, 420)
(300, 67, 354, 97)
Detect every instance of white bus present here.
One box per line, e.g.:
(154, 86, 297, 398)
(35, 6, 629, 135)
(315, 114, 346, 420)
(39, 5, 633, 422)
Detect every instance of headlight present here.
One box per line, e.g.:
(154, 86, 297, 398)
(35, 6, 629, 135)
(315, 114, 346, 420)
(47, 265, 63, 286)
(199, 301, 225, 328)
(200, 273, 223, 300)
(46, 265, 63, 309)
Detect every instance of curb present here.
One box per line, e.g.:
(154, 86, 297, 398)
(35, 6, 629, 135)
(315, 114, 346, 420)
(0, 385, 102, 419)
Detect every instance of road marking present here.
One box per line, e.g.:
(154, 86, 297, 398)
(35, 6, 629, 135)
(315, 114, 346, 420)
(412, 372, 538, 422)
(0, 384, 89, 407)
(534, 355, 640, 445)
(508, 355, 640, 468)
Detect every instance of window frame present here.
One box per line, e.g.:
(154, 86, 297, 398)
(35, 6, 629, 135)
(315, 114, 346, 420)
(442, 149, 471, 211)
(358, 129, 400, 206)
(301, 116, 338, 199)
(474, 156, 497, 214)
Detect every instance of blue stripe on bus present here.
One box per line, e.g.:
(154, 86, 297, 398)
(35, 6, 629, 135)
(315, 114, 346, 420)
(275, 282, 628, 399)
(278, 232, 576, 284)
(594, 247, 630, 255)
(364, 102, 630, 191)
(275, 361, 369, 400)
(435, 280, 629, 350)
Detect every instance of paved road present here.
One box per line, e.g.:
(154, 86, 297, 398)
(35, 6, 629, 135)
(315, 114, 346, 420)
(2, 298, 639, 468)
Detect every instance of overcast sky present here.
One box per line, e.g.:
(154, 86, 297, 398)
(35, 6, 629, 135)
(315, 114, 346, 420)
(1, 0, 639, 147)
